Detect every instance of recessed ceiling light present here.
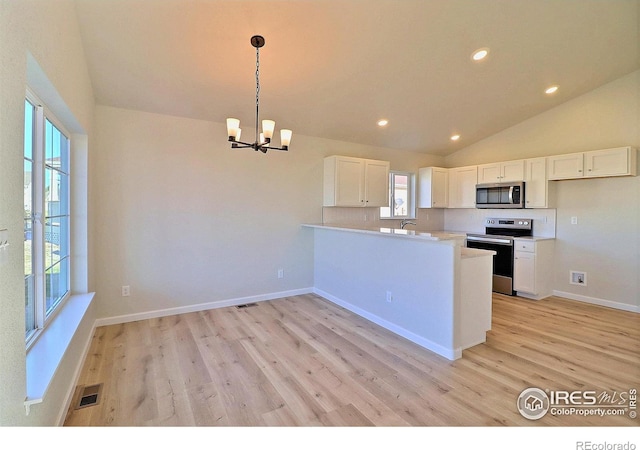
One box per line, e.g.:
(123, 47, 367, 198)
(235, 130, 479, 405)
(377, 119, 388, 127)
(450, 134, 461, 141)
(471, 48, 489, 61)
(545, 85, 559, 94)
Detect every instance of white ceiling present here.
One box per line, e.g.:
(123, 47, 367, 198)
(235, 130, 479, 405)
(74, 0, 640, 155)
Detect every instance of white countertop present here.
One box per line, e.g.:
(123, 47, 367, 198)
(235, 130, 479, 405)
(302, 223, 467, 242)
(303, 224, 555, 245)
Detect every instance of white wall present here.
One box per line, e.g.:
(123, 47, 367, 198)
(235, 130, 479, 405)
(444, 71, 640, 310)
(313, 228, 458, 358)
(445, 71, 640, 167)
(0, 0, 95, 426)
(91, 106, 441, 320)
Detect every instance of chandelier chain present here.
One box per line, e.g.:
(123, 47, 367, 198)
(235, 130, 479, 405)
(255, 45, 260, 145)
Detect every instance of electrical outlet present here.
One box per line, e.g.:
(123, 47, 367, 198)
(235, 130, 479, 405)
(277, 269, 284, 279)
(571, 216, 578, 225)
(386, 291, 393, 303)
(122, 285, 130, 296)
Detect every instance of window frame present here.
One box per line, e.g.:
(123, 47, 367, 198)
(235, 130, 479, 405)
(25, 88, 72, 349)
(380, 170, 416, 220)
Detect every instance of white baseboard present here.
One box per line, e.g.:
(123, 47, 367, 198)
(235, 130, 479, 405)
(94, 287, 315, 327)
(312, 288, 460, 360)
(553, 290, 640, 313)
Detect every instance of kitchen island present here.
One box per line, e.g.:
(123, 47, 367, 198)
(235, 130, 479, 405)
(303, 224, 495, 360)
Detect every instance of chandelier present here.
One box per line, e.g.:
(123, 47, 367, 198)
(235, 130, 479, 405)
(226, 35, 292, 153)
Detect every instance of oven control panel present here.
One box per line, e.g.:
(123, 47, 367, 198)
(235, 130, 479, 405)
(486, 218, 532, 229)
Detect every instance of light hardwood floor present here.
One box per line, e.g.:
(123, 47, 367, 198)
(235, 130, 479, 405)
(63, 293, 639, 426)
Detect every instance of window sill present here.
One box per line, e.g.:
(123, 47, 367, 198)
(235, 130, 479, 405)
(24, 292, 95, 415)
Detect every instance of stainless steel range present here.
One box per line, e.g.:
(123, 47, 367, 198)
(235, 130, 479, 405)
(466, 218, 533, 295)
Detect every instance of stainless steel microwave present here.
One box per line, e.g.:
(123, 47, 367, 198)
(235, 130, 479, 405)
(475, 181, 525, 209)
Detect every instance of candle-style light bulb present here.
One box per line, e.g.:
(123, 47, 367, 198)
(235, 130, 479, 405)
(226, 118, 240, 140)
(262, 120, 275, 141)
(280, 129, 292, 148)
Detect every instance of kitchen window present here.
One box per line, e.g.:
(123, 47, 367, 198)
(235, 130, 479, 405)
(380, 171, 415, 219)
(24, 90, 71, 346)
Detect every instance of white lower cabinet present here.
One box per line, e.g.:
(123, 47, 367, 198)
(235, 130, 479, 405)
(514, 246, 536, 294)
(513, 239, 554, 300)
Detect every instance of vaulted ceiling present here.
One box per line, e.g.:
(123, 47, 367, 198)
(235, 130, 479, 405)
(74, 0, 640, 155)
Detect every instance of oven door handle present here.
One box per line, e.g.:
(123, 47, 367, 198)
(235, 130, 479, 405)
(466, 236, 513, 246)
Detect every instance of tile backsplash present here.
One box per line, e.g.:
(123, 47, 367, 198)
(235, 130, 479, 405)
(321, 206, 556, 238)
(444, 208, 557, 237)
(321, 207, 445, 231)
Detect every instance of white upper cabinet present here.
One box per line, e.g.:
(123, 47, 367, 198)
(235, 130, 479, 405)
(584, 147, 637, 178)
(323, 156, 390, 207)
(324, 156, 363, 206)
(546, 152, 584, 180)
(548, 147, 637, 180)
(476, 163, 500, 183)
(477, 160, 524, 183)
(363, 159, 392, 207)
(448, 165, 477, 208)
(524, 157, 552, 208)
(418, 167, 448, 208)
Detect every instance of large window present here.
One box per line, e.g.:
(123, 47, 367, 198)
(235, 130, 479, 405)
(380, 171, 415, 219)
(24, 91, 71, 345)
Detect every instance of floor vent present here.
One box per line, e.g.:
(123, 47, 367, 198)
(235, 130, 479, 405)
(236, 303, 258, 309)
(74, 383, 103, 410)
